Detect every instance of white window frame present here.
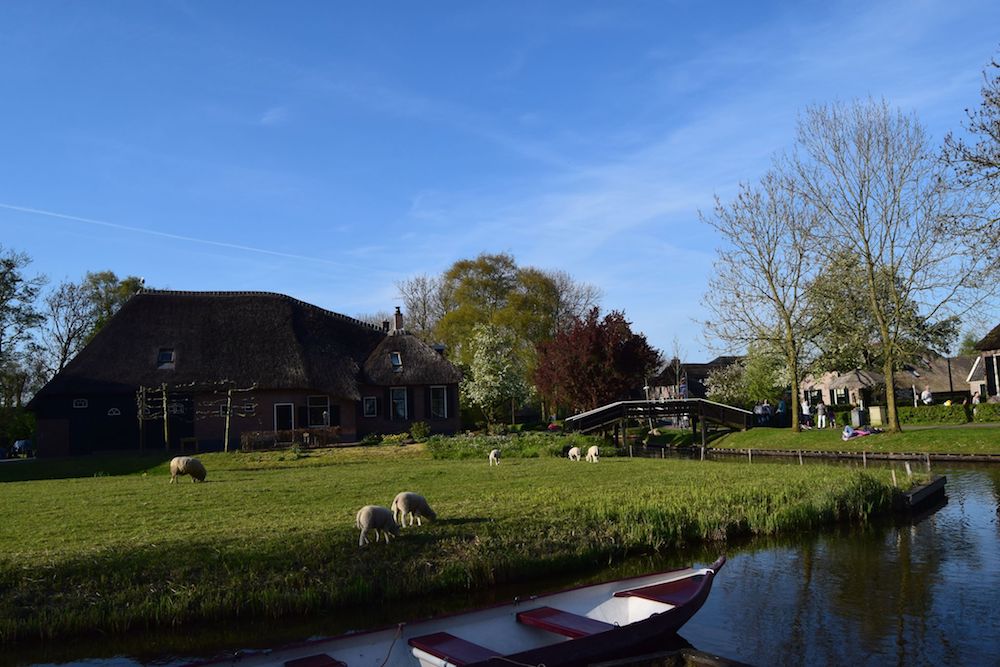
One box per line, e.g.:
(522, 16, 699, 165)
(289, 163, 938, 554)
(73, 398, 89, 409)
(430, 385, 448, 419)
(307, 395, 330, 427)
(107, 407, 121, 416)
(390, 351, 403, 371)
(363, 396, 378, 418)
(390, 387, 407, 420)
(274, 403, 295, 431)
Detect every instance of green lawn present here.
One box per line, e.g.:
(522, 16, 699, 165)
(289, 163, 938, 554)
(0, 445, 903, 644)
(713, 425, 1000, 454)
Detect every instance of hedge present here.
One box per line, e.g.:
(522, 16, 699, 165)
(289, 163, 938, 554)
(897, 404, 970, 425)
(973, 402, 1000, 423)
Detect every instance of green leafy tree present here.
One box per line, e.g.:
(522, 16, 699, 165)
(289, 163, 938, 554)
(461, 324, 530, 425)
(958, 331, 981, 356)
(82, 271, 144, 340)
(0, 247, 45, 409)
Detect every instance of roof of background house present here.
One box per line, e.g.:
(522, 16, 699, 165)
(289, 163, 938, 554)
(976, 323, 1000, 351)
(364, 329, 462, 386)
(31, 290, 459, 403)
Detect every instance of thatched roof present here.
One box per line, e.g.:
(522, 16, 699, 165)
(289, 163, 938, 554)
(363, 330, 462, 386)
(32, 290, 459, 402)
(976, 323, 1000, 352)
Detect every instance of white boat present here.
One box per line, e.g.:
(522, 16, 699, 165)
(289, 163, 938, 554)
(193, 556, 725, 667)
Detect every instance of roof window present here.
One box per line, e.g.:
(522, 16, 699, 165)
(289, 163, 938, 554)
(390, 351, 403, 371)
(157, 348, 175, 369)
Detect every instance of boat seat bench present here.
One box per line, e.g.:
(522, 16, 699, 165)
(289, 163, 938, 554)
(408, 631, 498, 666)
(516, 606, 615, 638)
(614, 574, 705, 606)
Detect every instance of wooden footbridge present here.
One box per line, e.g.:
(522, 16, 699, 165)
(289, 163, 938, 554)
(564, 399, 754, 448)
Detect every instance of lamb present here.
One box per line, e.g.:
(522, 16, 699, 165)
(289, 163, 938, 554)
(567, 446, 581, 461)
(489, 448, 501, 466)
(391, 491, 437, 527)
(585, 445, 599, 463)
(169, 456, 207, 482)
(356, 505, 400, 546)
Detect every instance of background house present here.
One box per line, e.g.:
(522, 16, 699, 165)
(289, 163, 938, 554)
(28, 291, 461, 456)
(649, 356, 741, 400)
(973, 323, 1000, 400)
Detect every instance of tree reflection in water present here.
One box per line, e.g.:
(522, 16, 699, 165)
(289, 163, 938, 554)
(682, 464, 1000, 665)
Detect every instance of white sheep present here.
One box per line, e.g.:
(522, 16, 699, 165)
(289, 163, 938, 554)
(489, 448, 501, 466)
(585, 445, 599, 463)
(391, 491, 437, 527)
(169, 456, 207, 483)
(356, 505, 400, 546)
(567, 446, 581, 461)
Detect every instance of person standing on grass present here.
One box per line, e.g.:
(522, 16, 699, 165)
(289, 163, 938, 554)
(817, 401, 827, 429)
(921, 385, 933, 405)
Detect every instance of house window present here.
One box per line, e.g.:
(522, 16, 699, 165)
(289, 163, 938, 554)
(308, 396, 330, 427)
(430, 386, 448, 419)
(168, 401, 185, 415)
(390, 351, 402, 372)
(390, 387, 407, 420)
(157, 348, 175, 369)
(363, 396, 378, 418)
(107, 408, 121, 416)
(73, 398, 88, 409)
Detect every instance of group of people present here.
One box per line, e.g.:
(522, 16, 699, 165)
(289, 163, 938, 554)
(752, 398, 790, 426)
(800, 399, 836, 429)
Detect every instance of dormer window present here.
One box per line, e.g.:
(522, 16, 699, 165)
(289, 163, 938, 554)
(390, 351, 402, 372)
(157, 348, 175, 369)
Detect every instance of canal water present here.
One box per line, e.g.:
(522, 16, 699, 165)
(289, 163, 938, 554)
(7, 463, 1000, 666)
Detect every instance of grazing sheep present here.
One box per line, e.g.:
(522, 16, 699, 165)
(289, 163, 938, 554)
(169, 456, 207, 483)
(356, 505, 400, 546)
(489, 448, 501, 466)
(391, 491, 437, 527)
(585, 445, 599, 463)
(568, 446, 581, 461)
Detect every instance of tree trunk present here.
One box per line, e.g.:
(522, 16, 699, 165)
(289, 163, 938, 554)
(883, 358, 901, 432)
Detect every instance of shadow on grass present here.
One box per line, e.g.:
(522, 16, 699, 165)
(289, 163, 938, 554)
(0, 453, 174, 483)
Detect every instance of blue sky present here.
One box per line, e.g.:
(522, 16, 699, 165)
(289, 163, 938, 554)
(1, 1, 998, 358)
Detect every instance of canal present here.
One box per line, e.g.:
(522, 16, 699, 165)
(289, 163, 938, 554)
(7, 462, 999, 666)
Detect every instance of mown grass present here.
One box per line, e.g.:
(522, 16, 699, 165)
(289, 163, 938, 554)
(0, 445, 901, 645)
(713, 426, 1000, 455)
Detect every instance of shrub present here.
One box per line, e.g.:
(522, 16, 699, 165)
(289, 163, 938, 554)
(360, 433, 382, 446)
(973, 402, 1000, 423)
(381, 432, 411, 445)
(410, 421, 431, 441)
(898, 404, 970, 425)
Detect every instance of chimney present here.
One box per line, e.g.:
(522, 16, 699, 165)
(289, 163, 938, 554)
(381, 320, 390, 332)
(393, 306, 404, 332)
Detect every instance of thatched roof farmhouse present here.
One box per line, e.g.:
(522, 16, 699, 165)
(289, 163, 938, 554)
(28, 290, 461, 456)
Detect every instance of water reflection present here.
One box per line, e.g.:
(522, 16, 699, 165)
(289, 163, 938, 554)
(6, 465, 1000, 666)
(681, 465, 1000, 666)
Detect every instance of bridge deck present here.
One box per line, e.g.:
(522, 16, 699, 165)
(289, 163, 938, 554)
(564, 399, 753, 434)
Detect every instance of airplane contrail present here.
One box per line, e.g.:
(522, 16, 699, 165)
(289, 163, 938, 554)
(0, 202, 341, 266)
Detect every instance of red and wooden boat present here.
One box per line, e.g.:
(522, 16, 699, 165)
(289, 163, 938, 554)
(198, 556, 725, 667)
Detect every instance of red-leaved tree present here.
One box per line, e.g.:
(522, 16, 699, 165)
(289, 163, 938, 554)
(534, 308, 661, 415)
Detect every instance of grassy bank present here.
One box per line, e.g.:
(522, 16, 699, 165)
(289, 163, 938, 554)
(1, 445, 900, 644)
(712, 426, 1000, 455)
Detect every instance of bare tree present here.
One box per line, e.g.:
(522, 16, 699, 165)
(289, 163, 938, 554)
(544, 269, 602, 333)
(702, 169, 816, 431)
(943, 56, 1000, 240)
(43, 280, 95, 373)
(792, 99, 994, 432)
(395, 273, 447, 339)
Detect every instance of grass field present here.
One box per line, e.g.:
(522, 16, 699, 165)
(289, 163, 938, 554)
(713, 425, 1000, 454)
(0, 444, 903, 644)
